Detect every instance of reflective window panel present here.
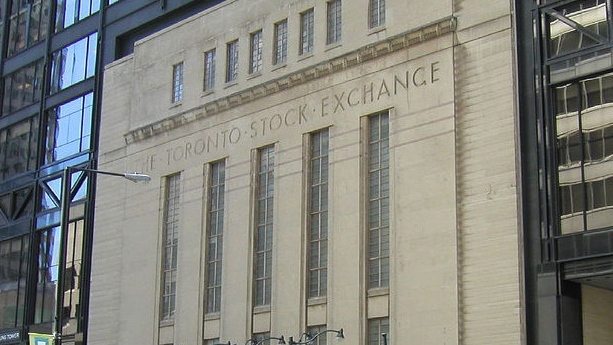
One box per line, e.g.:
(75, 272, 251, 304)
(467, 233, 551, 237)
(50, 32, 98, 93)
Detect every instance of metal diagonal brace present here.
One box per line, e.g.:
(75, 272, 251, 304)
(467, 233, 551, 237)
(543, 7, 608, 45)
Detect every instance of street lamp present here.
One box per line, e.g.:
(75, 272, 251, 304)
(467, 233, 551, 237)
(211, 328, 344, 345)
(381, 333, 388, 345)
(52, 166, 151, 345)
(287, 328, 344, 345)
(245, 336, 286, 345)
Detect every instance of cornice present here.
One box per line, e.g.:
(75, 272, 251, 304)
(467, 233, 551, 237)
(124, 16, 457, 144)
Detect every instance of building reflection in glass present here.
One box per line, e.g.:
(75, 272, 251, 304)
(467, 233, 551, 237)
(556, 73, 613, 234)
(33, 219, 83, 334)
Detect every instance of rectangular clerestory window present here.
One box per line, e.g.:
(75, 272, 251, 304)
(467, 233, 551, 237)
(300, 8, 315, 55)
(250, 30, 263, 74)
(253, 145, 275, 306)
(273, 19, 288, 65)
(366, 112, 389, 289)
(327, 0, 342, 45)
(204, 49, 216, 92)
(205, 160, 225, 314)
(307, 129, 329, 299)
(226, 40, 239, 83)
(369, 0, 386, 29)
(161, 174, 180, 321)
(172, 62, 184, 103)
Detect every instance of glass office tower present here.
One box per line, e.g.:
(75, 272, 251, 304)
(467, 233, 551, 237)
(0, 1, 221, 344)
(517, 0, 613, 344)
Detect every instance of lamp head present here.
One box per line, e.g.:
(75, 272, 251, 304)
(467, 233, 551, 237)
(123, 172, 151, 183)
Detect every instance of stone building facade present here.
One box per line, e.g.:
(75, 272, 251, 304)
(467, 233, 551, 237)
(89, 1, 613, 345)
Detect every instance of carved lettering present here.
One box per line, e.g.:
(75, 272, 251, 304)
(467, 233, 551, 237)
(431, 61, 440, 83)
(321, 97, 330, 117)
(412, 67, 427, 86)
(363, 82, 374, 104)
(378, 80, 391, 100)
(270, 114, 283, 130)
(134, 60, 444, 170)
(298, 104, 308, 123)
(333, 92, 346, 113)
(348, 88, 360, 106)
(229, 127, 241, 144)
(394, 74, 408, 94)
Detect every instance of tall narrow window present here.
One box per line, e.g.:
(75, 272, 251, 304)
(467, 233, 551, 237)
(369, 0, 386, 29)
(172, 63, 184, 103)
(300, 9, 315, 55)
(308, 129, 329, 298)
(204, 49, 216, 92)
(327, 0, 342, 45)
(205, 161, 225, 314)
(367, 112, 389, 289)
(250, 30, 263, 74)
(161, 174, 180, 321)
(254, 145, 275, 306)
(307, 325, 328, 345)
(226, 40, 239, 83)
(274, 20, 288, 65)
(367, 317, 389, 345)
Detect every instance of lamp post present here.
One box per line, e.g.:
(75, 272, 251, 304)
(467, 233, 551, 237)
(52, 166, 150, 345)
(212, 328, 344, 345)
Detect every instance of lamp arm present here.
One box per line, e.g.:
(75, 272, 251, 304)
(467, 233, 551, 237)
(247, 336, 286, 345)
(288, 329, 344, 345)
